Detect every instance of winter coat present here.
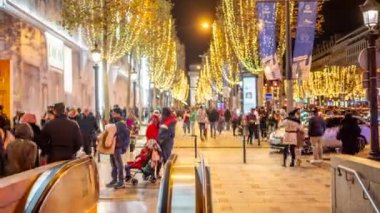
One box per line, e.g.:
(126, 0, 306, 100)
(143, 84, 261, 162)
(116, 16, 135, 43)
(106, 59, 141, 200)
(114, 120, 130, 154)
(337, 117, 361, 155)
(208, 109, 219, 123)
(6, 139, 37, 175)
(40, 115, 83, 163)
(197, 109, 207, 123)
(308, 116, 326, 137)
(158, 115, 177, 163)
(78, 114, 98, 137)
(146, 123, 159, 141)
(127, 147, 150, 168)
(190, 111, 197, 122)
(283, 117, 303, 145)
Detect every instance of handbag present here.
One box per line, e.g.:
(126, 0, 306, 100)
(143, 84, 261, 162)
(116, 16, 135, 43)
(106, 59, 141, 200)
(97, 124, 116, 155)
(296, 130, 305, 148)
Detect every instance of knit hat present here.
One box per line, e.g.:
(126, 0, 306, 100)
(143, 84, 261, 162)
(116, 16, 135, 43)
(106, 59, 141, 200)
(15, 123, 34, 140)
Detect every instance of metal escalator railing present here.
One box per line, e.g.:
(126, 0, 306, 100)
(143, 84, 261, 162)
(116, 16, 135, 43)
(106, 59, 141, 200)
(337, 165, 379, 213)
(157, 154, 178, 213)
(196, 154, 212, 213)
(24, 156, 99, 213)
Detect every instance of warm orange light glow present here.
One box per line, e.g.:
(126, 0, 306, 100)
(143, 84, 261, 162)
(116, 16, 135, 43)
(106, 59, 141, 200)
(201, 22, 210, 30)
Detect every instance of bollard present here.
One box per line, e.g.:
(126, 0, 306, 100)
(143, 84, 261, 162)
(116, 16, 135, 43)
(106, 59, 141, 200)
(193, 135, 198, 158)
(243, 135, 246, 164)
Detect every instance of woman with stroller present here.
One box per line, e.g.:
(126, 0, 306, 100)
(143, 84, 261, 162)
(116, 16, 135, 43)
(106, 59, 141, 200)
(282, 109, 304, 167)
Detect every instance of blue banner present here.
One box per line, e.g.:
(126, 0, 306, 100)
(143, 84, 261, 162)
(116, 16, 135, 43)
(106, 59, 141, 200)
(292, 1, 318, 80)
(257, 2, 282, 80)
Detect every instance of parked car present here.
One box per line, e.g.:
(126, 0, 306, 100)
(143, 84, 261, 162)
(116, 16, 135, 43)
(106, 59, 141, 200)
(269, 116, 369, 152)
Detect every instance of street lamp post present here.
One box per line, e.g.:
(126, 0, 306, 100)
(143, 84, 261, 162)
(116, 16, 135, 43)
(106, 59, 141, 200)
(150, 82, 155, 112)
(361, 0, 380, 160)
(131, 71, 138, 116)
(91, 45, 101, 122)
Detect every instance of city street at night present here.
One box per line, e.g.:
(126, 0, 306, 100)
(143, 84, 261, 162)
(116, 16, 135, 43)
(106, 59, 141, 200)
(0, 0, 380, 213)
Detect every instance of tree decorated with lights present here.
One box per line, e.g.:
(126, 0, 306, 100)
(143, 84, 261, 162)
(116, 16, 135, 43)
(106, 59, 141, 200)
(172, 69, 189, 103)
(61, 0, 151, 115)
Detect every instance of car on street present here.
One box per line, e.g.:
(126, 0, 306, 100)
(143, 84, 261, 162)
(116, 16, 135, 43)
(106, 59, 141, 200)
(269, 116, 370, 151)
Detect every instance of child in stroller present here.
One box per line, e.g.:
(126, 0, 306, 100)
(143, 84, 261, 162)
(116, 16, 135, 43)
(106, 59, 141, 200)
(125, 139, 161, 185)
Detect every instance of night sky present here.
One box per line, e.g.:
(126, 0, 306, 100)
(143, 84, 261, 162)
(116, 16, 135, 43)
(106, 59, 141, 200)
(171, 0, 368, 70)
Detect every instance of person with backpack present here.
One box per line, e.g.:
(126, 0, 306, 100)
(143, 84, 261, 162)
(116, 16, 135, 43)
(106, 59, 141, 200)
(104, 108, 130, 189)
(337, 113, 361, 155)
(308, 108, 326, 164)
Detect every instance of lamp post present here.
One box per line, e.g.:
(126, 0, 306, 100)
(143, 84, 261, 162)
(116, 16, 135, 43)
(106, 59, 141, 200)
(361, 0, 380, 160)
(150, 82, 155, 112)
(131, 71, 138, 117)
(91, 45, 101, 122)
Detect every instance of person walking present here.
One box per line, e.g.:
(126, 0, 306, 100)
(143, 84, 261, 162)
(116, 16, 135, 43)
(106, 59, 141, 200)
(308, 108, 326, 164)
(217, 109, 225, 135)
(40, 103, 83, 163)
(5, 123, 38, 176)
(78, 109, 99, 155)
(246, 109, 256, 144)
(253, 108, 261, 145)
(106, 108, 130, 189)
(231, 111, 239, 136)
(259, 108, 268, 139)
(158, 107, 177, 164)
(337, 113, 361, 155)
(225, 108, 232, 131)
(282, 109, 303, 167)
(189, 107, 197, 136)
(208, 106, 219, 138)
(197, 106, 207, 141)
(182, 109, 191, 135)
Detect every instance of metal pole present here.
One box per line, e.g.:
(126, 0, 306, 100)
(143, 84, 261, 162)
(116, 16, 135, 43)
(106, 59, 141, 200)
(133, 81, 137, 114)
(243, 135, 246, 164)
(285, 0, 294, 112)
(194, 135, 198, 158)
(368, 31, 380, 159)
(93, 64, 100, 119)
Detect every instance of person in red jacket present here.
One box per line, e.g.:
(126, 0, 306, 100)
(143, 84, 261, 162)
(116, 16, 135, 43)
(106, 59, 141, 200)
(146, 115, 160, 141)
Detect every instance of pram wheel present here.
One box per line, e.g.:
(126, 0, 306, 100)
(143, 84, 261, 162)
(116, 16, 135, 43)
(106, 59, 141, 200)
(131, 178, 138, 186)
(150, 177, 157, 183)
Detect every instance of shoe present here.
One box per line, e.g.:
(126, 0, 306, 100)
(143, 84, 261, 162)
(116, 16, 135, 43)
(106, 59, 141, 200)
(113, 182, 125, 189)
(290, 161, 295, 167)
(106, 180, 117, 188)
(296, 159, 302, 166)
(125, 175, 132, 182)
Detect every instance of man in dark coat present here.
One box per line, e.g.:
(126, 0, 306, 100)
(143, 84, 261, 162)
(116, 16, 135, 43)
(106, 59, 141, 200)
(337, 114, 361, 155)
(158, 107, 177, 164)
(224, 108, 232, 131)
(40, 103, 83, 163)
(78, 109, 99, 155)
(208, 107, 219, 138)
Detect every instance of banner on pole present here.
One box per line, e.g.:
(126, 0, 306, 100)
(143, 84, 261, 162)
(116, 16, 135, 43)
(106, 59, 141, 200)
(257, 2, 282, 81)
(292, 0, 318, 80)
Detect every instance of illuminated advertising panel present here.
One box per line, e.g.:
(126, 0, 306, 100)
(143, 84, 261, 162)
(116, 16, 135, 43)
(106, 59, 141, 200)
(243, 76, 258, 115)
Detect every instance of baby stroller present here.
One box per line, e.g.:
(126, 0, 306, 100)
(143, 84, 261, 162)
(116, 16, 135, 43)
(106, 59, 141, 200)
(125, 139, 162, 185)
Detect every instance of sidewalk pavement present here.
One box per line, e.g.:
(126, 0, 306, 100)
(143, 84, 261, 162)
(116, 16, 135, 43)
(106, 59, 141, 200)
(174, 147, 331, 213)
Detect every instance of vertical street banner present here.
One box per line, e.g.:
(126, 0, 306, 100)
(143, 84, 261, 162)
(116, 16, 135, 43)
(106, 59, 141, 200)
(257, 2, 282, 81)
(292, 0, 318, 80)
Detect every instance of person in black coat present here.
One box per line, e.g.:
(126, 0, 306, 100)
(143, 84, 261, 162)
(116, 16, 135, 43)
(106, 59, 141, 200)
(208, 107, 219, 138)
(40, 103, 83, 163)
(78, 109, 99, 155)
(224, 109, 232, 131)
(337, 113, 361, 155)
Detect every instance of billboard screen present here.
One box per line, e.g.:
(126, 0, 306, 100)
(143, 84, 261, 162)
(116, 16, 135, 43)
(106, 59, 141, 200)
(243, 76, 257, 115)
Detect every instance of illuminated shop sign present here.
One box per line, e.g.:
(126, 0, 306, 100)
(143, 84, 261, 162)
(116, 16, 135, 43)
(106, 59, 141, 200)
(45, 32, 64, 71)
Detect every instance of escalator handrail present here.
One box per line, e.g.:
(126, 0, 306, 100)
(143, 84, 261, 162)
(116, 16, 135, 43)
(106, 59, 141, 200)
(24, 156, 94, 213)
(157, 154, 177, 213)
(197, 153, 212, 213)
